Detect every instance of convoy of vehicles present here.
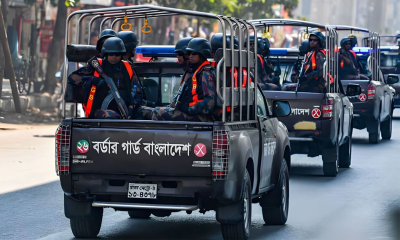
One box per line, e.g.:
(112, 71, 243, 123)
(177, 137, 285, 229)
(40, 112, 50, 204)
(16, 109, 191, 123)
(57, 5, 292, 240)
(378, 45, 400, 108)
(54, 5, 397, 240)
(248, 20, 356, 176)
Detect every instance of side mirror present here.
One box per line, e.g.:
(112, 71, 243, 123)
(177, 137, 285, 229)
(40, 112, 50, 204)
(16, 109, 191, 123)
(346, 84, 362, 96)
(272, 101, 291, 117)
(387, 74, 400, 85)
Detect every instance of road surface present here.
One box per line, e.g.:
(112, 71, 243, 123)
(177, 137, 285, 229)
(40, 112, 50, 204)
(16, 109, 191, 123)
(0, 113, 399, 240)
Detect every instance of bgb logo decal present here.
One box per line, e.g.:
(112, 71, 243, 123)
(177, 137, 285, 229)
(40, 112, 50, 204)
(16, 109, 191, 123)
(77, 140, 89, 154)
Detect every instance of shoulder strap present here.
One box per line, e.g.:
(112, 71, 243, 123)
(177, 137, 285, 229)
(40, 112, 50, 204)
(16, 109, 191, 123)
(257, 54, 264, 67)
(94, 58, 103, 77)
(349, 50, 357, 59)
(122, 60, 134, 79)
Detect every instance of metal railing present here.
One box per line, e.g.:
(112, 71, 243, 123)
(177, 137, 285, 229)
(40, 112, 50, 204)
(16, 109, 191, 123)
(63, 5, 258, 123)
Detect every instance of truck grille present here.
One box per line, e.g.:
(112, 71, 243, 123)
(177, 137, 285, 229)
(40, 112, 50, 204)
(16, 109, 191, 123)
(55, 124, 71, 175)
(212, 129, 229, 180)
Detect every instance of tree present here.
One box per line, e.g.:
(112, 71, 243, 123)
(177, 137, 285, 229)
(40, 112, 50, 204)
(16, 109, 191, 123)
(43, 0, 68, 93)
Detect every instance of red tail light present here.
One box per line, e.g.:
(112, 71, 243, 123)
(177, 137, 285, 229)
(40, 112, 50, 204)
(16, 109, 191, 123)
(55, 125, 71, 175)
(368, 84, 375, 100)
(212, 130, 229, 180)
(322, 98, 334, 119)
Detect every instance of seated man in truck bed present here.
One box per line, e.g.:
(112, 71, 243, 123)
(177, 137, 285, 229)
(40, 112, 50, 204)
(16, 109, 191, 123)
(68, 37, 147, 119)
(297, 31, 327, 93)
(152, 38, 216, 122)
(338, 37, 361, 80)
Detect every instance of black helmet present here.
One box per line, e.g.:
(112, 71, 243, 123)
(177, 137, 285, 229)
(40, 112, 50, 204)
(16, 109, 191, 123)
(117, 31, 139, 53)
(309, 31, 326, 48)
(246, 36, 266, 54)
(340, 37, 352, 48)
(101, 37, 126, 56)
(348, 34, 358, 48)
(186, 38, 212, 58)
(96, 29, 117, 52)
(263, 38, 270, 50)
(210, 33, 238, 54)
(299, 40, 311, 55)
(174, 37, 193, 55)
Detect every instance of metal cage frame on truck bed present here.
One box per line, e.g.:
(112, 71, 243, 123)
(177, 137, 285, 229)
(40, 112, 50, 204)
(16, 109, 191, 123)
(63, 5, 262, 123)
(327, 25, 380, 83)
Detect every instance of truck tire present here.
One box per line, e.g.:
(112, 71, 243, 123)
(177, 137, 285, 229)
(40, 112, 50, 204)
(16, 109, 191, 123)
(128, 210, 151, 219)
(339, 129, 352, 168)
(261, 159, 289, 225)
(381, 115, 392, 140)
(70, 207, 103, 238)
(369, 119, 380, 144)
(322, 142, 339, 177)
(221, 169, 251, 240)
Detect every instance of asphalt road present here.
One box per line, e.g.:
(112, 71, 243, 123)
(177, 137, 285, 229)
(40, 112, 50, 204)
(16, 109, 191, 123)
(1, 112, 400, 240)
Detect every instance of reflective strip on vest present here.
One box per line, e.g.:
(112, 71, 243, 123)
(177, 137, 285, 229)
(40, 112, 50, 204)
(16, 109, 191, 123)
(122, 61, 134, 79)
(349, 50, 357, 59)
(86, 59, 133, 118)
(93, 59, 103, 77)
(189, 61, 211, 107)
(257, 54, 264, 68)
(82, 85, 97, 118)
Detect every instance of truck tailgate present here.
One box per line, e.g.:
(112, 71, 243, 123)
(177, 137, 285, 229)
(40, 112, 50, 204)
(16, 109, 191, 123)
(341, 80, 370, 104)
(70, 127, 212, 177)
(264, 91, 325, 132)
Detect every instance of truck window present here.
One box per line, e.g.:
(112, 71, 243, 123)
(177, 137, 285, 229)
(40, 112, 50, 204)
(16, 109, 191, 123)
(380, 54, 398, 67)
(160, 74, 182, 104)
(257, 89, 267, 116)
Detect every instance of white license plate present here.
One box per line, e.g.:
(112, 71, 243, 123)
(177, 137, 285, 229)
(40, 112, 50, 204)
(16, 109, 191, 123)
(128, 183, 157, 199)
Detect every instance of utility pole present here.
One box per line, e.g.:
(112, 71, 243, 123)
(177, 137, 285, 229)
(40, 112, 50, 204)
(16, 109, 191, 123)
(0, 0, 8, 98)
(0, 8, 21, 113)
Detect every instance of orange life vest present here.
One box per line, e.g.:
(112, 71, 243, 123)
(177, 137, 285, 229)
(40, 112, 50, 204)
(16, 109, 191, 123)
(304, 50, 334, 84)
(340, 50, 357, 68)
(188, 61, 211, 107)
(83, 59, 134, 118)
(210, 61, 251, 88)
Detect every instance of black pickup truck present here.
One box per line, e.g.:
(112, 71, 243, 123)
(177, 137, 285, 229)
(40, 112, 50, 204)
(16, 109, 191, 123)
(341, 47, 397, 143)
(248, 20, 356, 177)
(57, 27, 292, 240)
(262, 47, 355, 177)
(378, 46, 400, 109)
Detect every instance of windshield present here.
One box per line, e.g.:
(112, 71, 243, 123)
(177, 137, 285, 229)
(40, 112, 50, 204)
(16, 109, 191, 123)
(380, 54, 399, 67)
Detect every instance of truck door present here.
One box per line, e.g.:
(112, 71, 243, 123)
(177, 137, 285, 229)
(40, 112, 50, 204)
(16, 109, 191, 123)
(380, 70, 391, 119)
(340, 93, 351, 139)
(257, 89, 276, 189)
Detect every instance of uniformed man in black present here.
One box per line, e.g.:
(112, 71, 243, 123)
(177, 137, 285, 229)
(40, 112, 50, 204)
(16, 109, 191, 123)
(68, 37, 145, 119)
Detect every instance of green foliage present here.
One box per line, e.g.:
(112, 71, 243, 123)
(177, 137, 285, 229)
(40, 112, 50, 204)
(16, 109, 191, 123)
(24, 0, 79, 8)
(65, 0, 80, 7)
(169, 0, 298, 18)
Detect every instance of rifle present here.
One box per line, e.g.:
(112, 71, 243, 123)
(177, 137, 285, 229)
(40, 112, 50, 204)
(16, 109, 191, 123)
(88, 57, 129, 119)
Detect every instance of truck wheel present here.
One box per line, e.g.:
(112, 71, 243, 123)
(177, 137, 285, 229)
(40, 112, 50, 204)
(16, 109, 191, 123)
(221, 169, 251, 240)
(381, 115, 392, 140)
(369, 120, 380, 144)
(128, 210, 151, 219)
(322, 142, 339, 177)
(339, 129, 352, 168)
(70, 207, 103, 238)
(261, 159, 289, 225)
